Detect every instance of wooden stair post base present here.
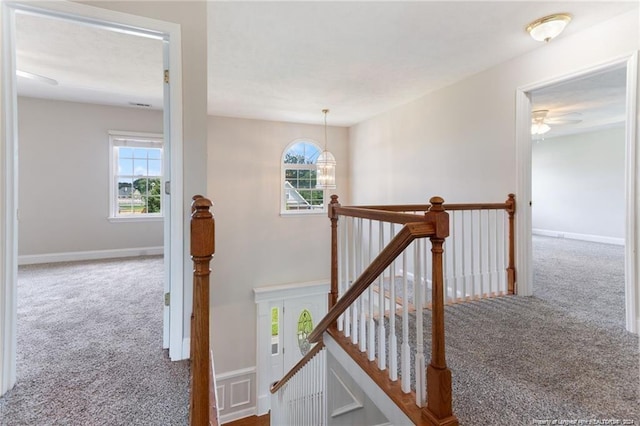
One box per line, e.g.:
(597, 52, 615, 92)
(423, 364, 459, 426)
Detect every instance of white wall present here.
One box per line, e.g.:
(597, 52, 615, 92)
(207, 115, 349, 373)
(17, 97, 164, 257)
(349, 10, 638, 207)
(532, 126, 625, 242)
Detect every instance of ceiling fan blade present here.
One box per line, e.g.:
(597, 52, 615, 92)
(546, 118, 583, 125)
(16, 70, 59, 86)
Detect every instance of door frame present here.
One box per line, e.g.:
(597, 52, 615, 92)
(515, 52, 638, 334)
(1, 0, 186, 395)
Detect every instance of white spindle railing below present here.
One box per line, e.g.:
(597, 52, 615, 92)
(270, 345, 327, 426)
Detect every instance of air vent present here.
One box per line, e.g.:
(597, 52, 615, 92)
(128, 102, 152, 108)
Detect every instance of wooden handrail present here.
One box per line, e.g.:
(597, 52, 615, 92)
(343, 201, 512, 213)
(308, 221, 436, 344)
(333, 205, 431, 224)
(270, 340, 325, 394)
(190, 196, 215, 426)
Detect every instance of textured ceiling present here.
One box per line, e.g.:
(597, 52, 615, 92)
(531, 66, 627, 138)
(14, 1, 638, 128)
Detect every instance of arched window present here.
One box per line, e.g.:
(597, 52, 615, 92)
(281, 140, 326, 213)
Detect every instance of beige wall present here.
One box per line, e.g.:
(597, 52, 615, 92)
(532, 126, 625, 240)
(207, 115, 349, 372)
(84, 0, 208, 340)
(17, 97, 164, 256)
(349, 10, 638, 207)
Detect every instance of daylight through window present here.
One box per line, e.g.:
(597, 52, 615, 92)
(281, 140, 325, 213)
(110, 132, 163, 219)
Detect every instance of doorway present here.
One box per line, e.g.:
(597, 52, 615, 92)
(254, 281, 329, 416)
(515, 54, 638, 334)
(530, 66, 627, 329)
(1, 0, 185, 396)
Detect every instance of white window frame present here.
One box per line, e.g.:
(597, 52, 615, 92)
(108, 130, 164, 222)
(280, 139, 327, 215)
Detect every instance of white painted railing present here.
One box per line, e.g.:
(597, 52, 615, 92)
(271, 196, 514, 425)
(270, 345, 327, 426)
(335, 196, 515, 401)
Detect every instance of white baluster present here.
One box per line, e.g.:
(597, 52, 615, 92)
(479, 209, 485, 298)
(461, 210, 467, 300)
(358, 219, 366, 352)
(378, 221, 386, 370)
(338, 217, 345, 332)
(450, 211, 457, 302)
(345, 217, 353, 338)
(389, 224, 398, 381)
(401, 249, 410, 393)
(501, 210, 507, 294)
(368, 220, 375, 361)
(414, 240, 426, 406)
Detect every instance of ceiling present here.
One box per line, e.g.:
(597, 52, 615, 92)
(14, 1, 638, 129)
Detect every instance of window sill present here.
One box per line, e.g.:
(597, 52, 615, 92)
(280, 210, 327, 217)
(108, 215, 164, 223)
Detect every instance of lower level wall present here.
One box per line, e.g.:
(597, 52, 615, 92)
(216, 367, 257, 424)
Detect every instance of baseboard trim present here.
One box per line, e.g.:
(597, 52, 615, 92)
(532, 229, 624, 246)
(219, 407, 257, 424)
(18, 246, 164, 265)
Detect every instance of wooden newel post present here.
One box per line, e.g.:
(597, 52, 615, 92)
(505, 193, 516, 295)
(328, 195, 341, 310)
(424, 197, 458, 426)
(190, 196, 215, 426)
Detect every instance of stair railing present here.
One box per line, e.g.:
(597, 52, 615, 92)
(270, 194, 516, 425)
(357, 194, 516, 299)
(190, 195, 218, 426)
(270, 341, 327, 425)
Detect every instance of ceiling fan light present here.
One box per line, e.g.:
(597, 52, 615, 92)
(531, 122, 551, 135)
(526, 13, 572, 42)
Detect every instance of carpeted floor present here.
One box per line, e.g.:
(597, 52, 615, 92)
(448, 236, 638, 424)
(0, 256, 189, 425)
(384, 236, 638, 425)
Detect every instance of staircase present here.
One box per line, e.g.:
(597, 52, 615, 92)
(270, 194, 516, 425)
(186, 193, 516, 425)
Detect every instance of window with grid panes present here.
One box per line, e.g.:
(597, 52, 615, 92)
(281, 140, 326, 214)
(109, 132, 163, 219)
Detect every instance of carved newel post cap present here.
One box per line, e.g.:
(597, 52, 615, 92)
(429, 196, 445, 212)
(330, 194, 339, 203)
(192, 197, 213, 217)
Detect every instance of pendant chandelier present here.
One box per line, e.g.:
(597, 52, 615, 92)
(316, 109, 336, 189)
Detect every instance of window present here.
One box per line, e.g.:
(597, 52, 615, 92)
(297, 309, 313, 356)
(281, 140, 326, 214)
(109, 131, 163, 220)
(271, 306, 280, 355)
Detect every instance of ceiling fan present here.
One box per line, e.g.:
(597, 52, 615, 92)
(531, 109, 582, 135)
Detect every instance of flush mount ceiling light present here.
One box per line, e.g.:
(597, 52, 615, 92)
(526, 13, 572, 42)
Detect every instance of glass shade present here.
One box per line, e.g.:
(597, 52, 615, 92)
(531, 123, 551, 135)
(527, 14, 571, 42)
(316, 150, 336, 189)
